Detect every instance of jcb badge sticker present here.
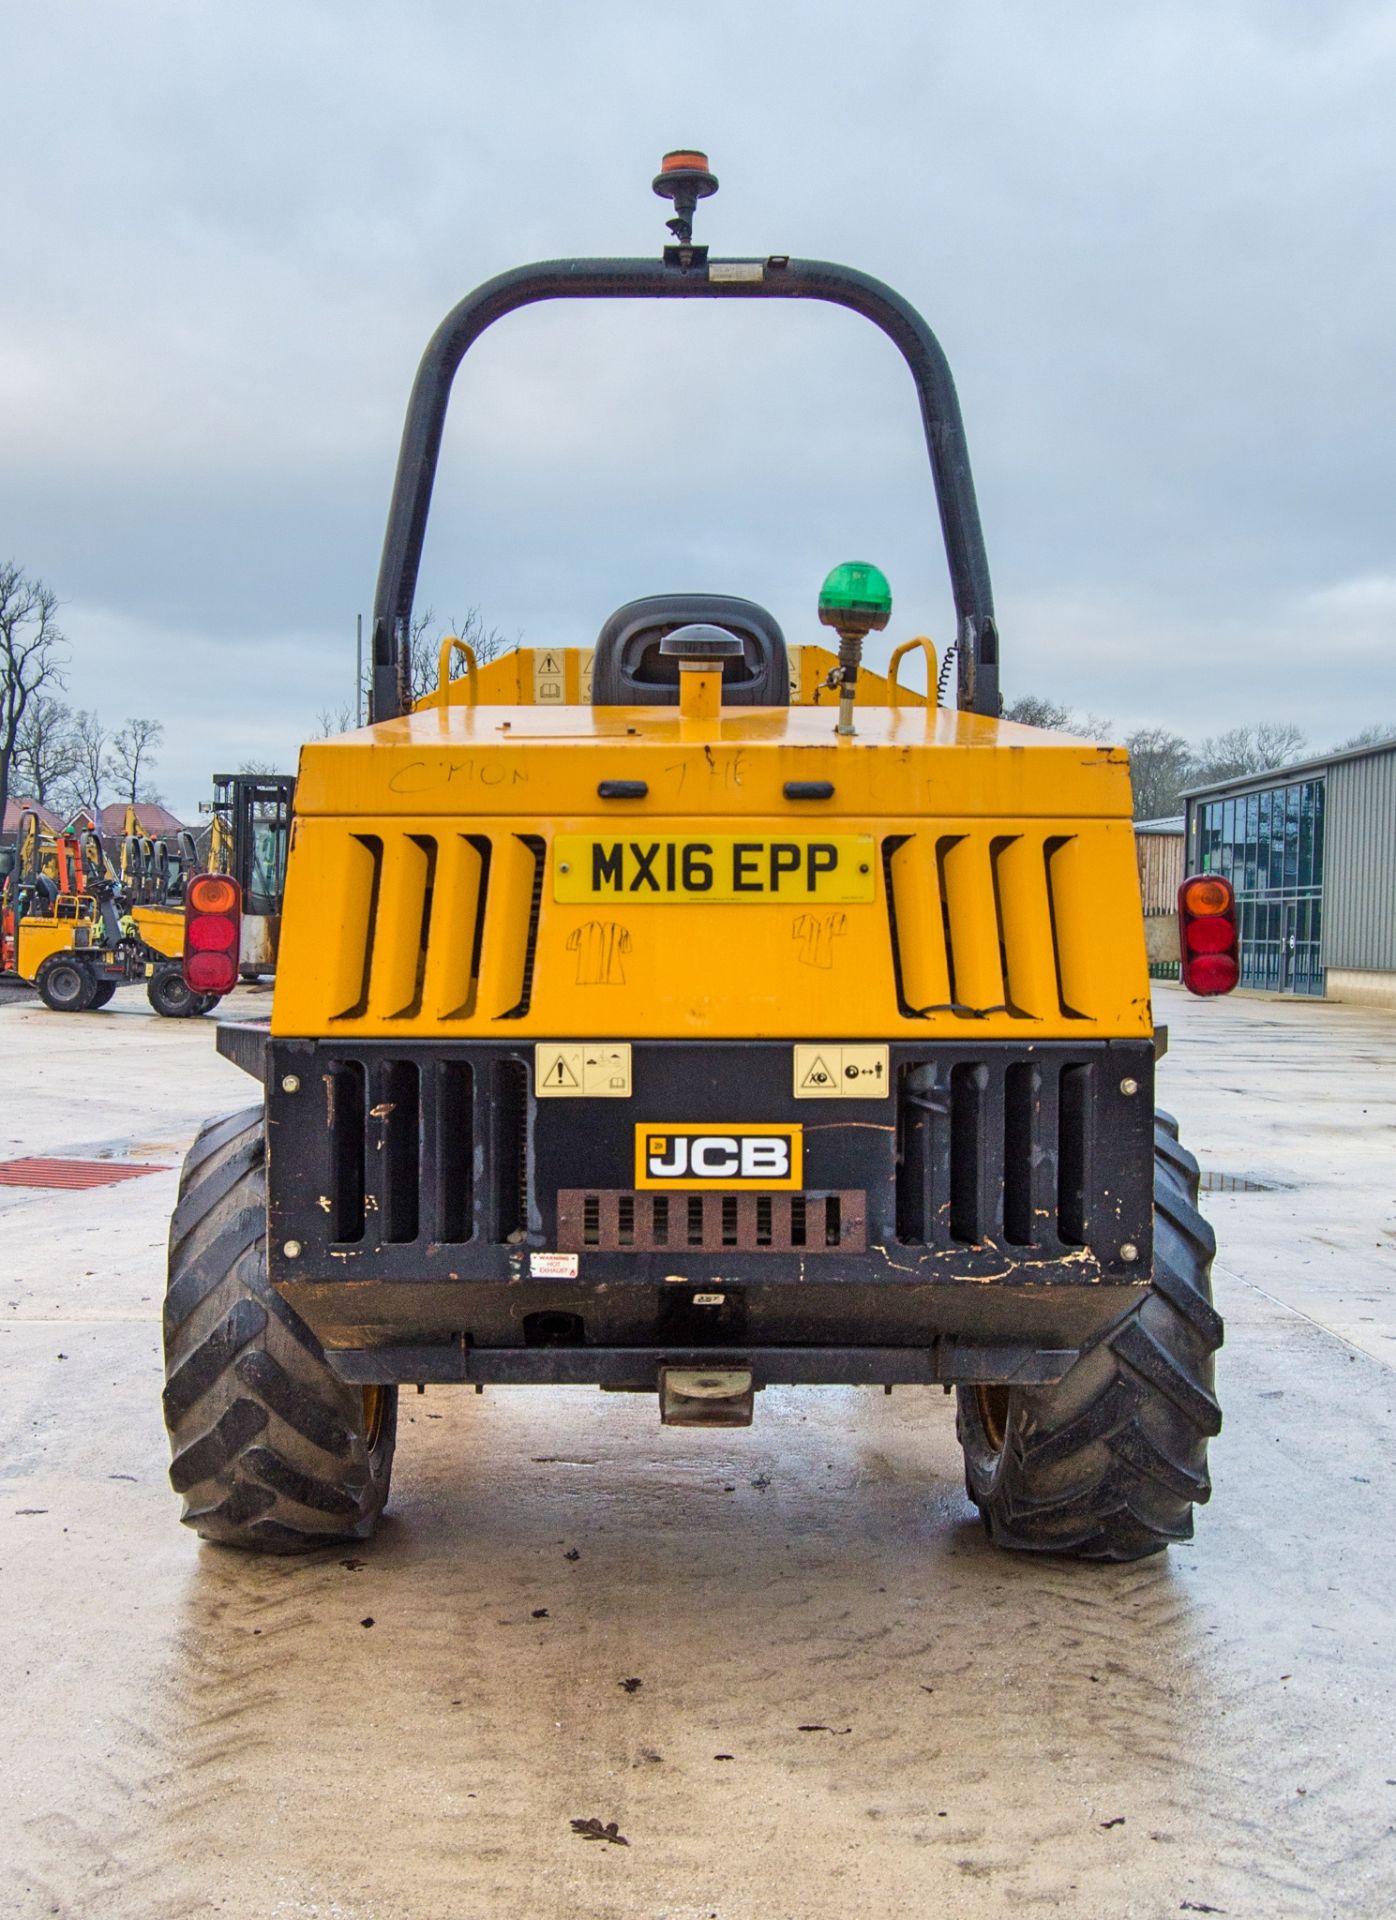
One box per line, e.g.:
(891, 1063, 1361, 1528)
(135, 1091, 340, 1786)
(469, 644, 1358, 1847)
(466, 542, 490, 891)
(635, 1124, 803, 1191)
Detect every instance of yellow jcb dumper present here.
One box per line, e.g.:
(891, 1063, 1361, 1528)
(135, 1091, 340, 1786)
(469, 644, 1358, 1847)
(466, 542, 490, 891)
(163, 153, 1235, 1561)
(2, 810, 221, 1016)
(3, 815, 128, 1009)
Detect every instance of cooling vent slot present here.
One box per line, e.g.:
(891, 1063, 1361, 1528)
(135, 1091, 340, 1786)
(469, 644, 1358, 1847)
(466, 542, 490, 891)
(556, 1190, 866, 1254)
(317, 1051, 527, 1249)
(883, 830, 1110, 1022)
(329, 830, 547, 1024)
(896, 1056, 1093, 1251)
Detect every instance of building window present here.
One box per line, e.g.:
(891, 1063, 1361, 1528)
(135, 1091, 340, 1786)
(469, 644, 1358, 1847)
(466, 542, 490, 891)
(1199, 776, 1325, 994)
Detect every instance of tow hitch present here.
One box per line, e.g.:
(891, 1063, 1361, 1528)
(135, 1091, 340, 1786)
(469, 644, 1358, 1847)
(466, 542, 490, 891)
(659, 1367, 755, 1428)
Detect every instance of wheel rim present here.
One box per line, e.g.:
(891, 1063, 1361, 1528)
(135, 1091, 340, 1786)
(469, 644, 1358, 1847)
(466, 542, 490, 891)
(48, 964, 86, 1006)
(156, 973, 190, 1012)
(362, 1386, 387, 1451)
(973, 1384, 1011, 1456)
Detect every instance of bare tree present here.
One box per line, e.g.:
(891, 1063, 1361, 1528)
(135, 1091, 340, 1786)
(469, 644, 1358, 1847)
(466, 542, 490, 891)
(312, 704, 357, 740)
(60, 709, 112, 822)
(110, 716, 165, 805)
(1002, 694, 1113, 740)
(13, 692, 79, 807)
(1332, 722, 1396, 752)
(317, 606, 513, 736)
(406, 605, 510, 705)
(0, 562, 68, 829)
(1124, 726, 1193, 821)
(1190, 722, 1307, 787)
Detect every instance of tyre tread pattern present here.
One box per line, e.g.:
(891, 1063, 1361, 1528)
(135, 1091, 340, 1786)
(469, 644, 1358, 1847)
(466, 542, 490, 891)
(959, 1114, 1222, 1562)
(163, 1109, 396, 1553)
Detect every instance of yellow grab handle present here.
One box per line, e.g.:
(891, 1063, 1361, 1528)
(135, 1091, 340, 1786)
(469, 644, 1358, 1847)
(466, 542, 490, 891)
(436, 635, 479, 708)
(887, 637, 937, 709)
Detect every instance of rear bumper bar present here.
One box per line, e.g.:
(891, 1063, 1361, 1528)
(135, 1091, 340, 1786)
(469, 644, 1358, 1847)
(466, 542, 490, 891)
(324, 1340, 1078, 1389)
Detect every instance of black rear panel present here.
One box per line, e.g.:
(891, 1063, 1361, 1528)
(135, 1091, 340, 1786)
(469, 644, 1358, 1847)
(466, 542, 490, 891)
(264, 1037, 1153, 1362)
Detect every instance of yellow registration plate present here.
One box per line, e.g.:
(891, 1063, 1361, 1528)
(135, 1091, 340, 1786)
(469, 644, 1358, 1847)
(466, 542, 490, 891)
(554, 835, 875, 905)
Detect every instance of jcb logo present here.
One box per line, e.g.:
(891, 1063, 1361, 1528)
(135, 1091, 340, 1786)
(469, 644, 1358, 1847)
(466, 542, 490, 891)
(635, 1125, 803, 1191)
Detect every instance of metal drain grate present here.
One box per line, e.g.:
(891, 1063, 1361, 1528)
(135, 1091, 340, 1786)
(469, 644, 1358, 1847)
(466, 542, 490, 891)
(1199, 1171, 1284, 1194)
(0, 1157, 171, 1190)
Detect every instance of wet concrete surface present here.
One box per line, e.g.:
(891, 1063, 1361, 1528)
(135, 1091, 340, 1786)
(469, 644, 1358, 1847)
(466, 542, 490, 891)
(1, 981, 1394, 1917)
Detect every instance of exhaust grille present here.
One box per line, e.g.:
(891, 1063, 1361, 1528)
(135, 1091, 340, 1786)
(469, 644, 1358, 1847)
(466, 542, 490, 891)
(557, 1189, 866, 1254)
(325, 830, 544, 1025)
(317, 1052, 525, 1248)
(883, 829, 1121, 1022)
(896, 1055, 1094, 1251)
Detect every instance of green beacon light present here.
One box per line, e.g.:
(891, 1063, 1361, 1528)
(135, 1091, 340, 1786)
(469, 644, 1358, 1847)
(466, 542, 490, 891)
(817, 561, 892, 736)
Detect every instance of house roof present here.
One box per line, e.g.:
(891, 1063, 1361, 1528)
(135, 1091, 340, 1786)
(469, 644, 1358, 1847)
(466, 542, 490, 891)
(2, 797, 63, 835)
(97, 801, 187, 837)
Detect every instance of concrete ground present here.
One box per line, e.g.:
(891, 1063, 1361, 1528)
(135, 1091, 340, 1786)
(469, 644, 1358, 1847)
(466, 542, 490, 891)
(1, 980, 1394, 1919)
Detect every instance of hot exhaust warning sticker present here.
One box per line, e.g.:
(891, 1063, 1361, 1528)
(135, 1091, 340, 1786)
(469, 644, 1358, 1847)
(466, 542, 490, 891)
(636, 1124, 804, 1191)
(554, 835, 875, 905)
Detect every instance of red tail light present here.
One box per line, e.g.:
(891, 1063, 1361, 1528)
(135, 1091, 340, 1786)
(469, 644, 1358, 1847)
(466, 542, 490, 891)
(1178, 874, 1239, 996)
(184, 873, 242, 996)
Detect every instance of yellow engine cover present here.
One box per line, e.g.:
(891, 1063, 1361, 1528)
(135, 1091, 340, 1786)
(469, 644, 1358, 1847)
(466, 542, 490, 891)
(271, 698, 1151, 1043)
(131, 905, 185, 961)
(16, 919, 96, 980)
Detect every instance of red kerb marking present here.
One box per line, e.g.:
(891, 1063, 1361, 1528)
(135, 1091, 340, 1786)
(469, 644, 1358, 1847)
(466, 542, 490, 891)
(0, 1158, 171, 1190)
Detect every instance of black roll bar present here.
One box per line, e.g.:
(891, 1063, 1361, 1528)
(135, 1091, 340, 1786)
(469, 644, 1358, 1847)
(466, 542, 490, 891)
(370, 256, 998, 721)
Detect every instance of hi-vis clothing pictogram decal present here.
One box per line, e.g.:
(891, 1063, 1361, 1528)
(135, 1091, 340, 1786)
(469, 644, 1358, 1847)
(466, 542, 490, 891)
(534, 1043, 633, 1098)
(793, 911, 847, 968)
(566, 920, 630, 985)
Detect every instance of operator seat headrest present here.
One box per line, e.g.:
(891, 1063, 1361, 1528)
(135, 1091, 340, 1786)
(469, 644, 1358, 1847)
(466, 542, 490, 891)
(590, 593, 789, 706)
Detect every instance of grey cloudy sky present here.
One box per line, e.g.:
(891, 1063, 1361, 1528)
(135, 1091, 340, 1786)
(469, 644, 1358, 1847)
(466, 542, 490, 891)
(3, 0, 1395, 815)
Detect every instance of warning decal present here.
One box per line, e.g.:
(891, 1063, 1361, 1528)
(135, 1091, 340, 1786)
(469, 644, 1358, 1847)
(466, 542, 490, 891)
(798, 1053, 838, 1092)
(530, 1251, 579, 1278)
(533, 649, 566, 704)
(534, 1042, 633, 1098)
(792, 1044, 890, 1100)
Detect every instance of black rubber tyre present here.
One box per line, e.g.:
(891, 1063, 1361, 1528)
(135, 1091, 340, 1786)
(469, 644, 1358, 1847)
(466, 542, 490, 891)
(957, 1112, 1223, 1562)
(88, 979, 118, 1009)
(37, 954, 98, 1012)
(148, 965, 203, 1018)
(163, 1108, 398, 1552)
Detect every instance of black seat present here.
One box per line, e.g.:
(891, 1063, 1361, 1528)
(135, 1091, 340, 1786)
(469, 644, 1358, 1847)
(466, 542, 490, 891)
(590, 594, 789, 706)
